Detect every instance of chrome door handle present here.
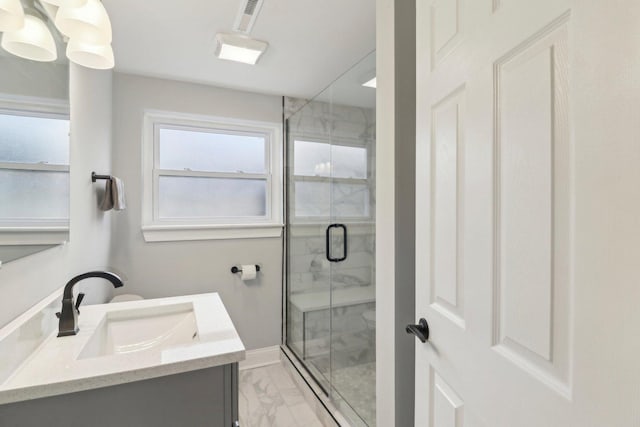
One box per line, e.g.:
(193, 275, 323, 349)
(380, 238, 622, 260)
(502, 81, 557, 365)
(406, 318, 430, 343)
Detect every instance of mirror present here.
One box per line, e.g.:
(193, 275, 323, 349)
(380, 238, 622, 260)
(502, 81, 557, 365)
(0, 0, 70, 265)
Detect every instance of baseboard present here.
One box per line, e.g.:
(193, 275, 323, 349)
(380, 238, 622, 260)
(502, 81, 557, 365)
(239, 345, 282, 370)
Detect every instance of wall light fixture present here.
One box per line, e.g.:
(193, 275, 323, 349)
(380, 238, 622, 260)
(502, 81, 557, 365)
(0, 0, 24, 32)
(1, 13, 56, 61)
(41, 0, 87, 7)
(0, 0, 115, 70)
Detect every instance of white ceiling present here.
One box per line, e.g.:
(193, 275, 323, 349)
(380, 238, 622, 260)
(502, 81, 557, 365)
(103, 0, 376, 100)
(313, 50, 376, 108)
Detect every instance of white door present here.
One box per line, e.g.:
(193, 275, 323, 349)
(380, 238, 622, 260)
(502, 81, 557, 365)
(413, 0, 640, 426)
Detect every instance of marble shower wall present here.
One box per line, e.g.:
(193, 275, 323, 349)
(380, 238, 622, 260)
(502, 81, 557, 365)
(288, 227, 374, 294)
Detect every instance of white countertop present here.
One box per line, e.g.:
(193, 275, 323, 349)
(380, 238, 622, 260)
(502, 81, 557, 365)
(0, 292, 245, 405)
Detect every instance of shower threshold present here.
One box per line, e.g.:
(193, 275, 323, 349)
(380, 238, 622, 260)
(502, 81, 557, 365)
(281, 345, 375, 427)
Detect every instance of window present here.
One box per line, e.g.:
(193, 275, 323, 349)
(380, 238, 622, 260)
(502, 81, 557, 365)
(0, 102, 70, 234)
(142, 111, 282, 242)
(292, 139, 371, 219)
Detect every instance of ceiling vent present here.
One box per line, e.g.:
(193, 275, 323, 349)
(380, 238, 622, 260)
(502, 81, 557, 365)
(233, 0, 264, 33)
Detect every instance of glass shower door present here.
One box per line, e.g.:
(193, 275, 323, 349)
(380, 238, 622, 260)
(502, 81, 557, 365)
(285, 50, 376, 427)
(326, 77, 376, 427)
(286, 130, 334, 393)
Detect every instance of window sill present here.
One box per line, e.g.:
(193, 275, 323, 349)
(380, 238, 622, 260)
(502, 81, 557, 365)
(0, 227, 69, 245)
(287, 221, 374, 237)
(141, 224, 284, 242)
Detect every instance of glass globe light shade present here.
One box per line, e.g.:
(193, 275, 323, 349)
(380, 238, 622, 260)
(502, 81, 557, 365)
(1, 14, 57, 62)
(40, 0, 88, 7)
(66, 38, 113, 69)
(55, 0, 111, 44)
(0, 0, 25, 32)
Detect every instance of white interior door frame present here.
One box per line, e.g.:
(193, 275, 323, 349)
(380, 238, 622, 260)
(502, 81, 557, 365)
(376, 0, 418, 426)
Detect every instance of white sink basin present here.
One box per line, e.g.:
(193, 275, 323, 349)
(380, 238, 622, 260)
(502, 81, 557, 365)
(0, 292, 245, 405)
(78, 303, 199, 359)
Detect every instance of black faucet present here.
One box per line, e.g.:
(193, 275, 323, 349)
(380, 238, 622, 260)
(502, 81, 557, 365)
(57, 271, 124, 337)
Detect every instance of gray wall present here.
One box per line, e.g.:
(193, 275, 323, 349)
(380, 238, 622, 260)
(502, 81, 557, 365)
(110, 73, 283, 350)
(0, 65, 114, 328)
(376, 0, 416, 425)
(0, 56, 68, 100)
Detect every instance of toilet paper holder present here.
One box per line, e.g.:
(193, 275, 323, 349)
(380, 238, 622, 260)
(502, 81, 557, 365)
(231, 265, 261, 274)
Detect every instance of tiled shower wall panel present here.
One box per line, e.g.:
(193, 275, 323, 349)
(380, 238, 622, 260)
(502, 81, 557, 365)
(289, 232, 374, 294)
(298, 302, 376, 371)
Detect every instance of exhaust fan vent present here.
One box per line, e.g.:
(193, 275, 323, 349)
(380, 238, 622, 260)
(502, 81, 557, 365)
(244, 0, 260, 15)
(234, 0, 264, 33)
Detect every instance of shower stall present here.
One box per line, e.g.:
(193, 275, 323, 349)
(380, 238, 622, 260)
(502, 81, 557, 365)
(284, 51, 376, 427)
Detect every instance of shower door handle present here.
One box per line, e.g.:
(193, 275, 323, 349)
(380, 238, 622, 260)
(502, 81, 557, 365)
(326, 224, 348, 262)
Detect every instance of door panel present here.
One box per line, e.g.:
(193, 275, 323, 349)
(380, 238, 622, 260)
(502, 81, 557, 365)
(430, 86, 466, 329)
(430, 0, 462, 67)
(493, 18, 572, 389)
(432, 370, 464, 427)
(415, 0, 639, 426)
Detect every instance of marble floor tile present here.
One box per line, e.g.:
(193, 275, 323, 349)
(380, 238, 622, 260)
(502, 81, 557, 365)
(240, 363, 324, 427)
(289, 402, 324, 426)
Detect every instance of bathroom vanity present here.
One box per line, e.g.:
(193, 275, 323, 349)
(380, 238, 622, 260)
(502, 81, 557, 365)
(0, 292, 245, 427)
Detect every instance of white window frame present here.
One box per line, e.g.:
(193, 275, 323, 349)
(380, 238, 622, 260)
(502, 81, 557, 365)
(0, 95, 70, 246)
(142, 110, 283, 242)
(289, 134, 374, 224)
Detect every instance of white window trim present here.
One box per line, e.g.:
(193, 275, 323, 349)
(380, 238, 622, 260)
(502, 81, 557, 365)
(288, 134, 374, 223)
(0, 95, 70, 243)
(0, 227, 69, 245)
(0, 93, 69, 116)
(288, 221, 375, 238)
(142, 110, 283, 242)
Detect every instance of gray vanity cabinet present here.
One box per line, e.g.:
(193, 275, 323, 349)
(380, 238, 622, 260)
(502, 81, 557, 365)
(0, 364, 239, 427)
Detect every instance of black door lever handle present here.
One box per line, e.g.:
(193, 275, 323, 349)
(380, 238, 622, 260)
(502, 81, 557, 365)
(406, 318, 430, 343)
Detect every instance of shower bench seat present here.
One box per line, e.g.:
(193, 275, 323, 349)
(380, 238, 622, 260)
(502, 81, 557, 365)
(290, 285, 375, 312)
(290, 285, 375, 358)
